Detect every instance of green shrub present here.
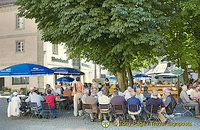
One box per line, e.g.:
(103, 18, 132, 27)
(2, 87, 9, 92)
(20, 88, 27, 95)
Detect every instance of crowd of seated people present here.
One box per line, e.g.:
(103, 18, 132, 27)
(7, 77, 200, 121)
(76, 80, 181, 123)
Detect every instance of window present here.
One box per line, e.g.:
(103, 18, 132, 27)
(16, 41, 24, 52)
(12, 77, 29, 85)
(16, 15, 24, 29)
(52, 44, 58, 55)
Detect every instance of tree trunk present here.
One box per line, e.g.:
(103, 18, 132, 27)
(181, 64, 189, 85)
(127, 64, 133, 87)
(115, 66, 128, 92)
(198, 66, 200, 79)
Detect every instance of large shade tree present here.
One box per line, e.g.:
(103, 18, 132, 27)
(160, 0, 200, 84)
(16, 0, 168, 91)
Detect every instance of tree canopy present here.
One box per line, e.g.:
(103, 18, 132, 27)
(16, 0, 169, 90)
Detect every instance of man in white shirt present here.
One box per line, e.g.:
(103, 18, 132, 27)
(98, 89, 112, 121)
(25, 90, 44, 118)
(125, 88, 134, 101)
(136, 88, 145, 104)
(123, 86, 132, 96)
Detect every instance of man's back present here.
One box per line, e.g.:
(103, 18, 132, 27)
(98, 95, 110, 104)
(111, 95, 126, 113)
(26, 93, 44, 107)
(86, 96, 96, 105)
(127, 97, 141, 112)
(146, 98, 164, 112)
(85, 96, 98, 113)
(63, 89, 73, 100)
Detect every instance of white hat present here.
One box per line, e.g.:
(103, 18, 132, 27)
(13, 92, 18, 96)
(30, 87, 34, 90)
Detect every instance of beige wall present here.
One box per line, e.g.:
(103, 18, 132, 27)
(0, 6, 38, 36)
(0, 5, 40, 90)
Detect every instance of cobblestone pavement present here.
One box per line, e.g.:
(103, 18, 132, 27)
(0, 98, 199, 130)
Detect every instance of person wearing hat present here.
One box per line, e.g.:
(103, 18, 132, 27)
(7, 92, 21, 117)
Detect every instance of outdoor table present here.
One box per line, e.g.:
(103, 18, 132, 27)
(56, 99, 67, 111)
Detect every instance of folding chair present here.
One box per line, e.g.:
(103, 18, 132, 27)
(112, 105, 126, 122)
(99, 104, 111, 121)
(20, 102, 29, 116)
(41, 102, 52, 119)
(128, 104, 141, 121)
(145, 105, 161, 122)
(82, 104, 93, 120)
(29, 102, 40, 118)
(179, 98, 194, 116)
(164, 102, 177, 121)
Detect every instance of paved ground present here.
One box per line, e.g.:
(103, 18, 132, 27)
(0, 98, 199, 130)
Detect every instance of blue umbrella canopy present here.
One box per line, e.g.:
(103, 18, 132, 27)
(51, 67, 85, 75)
(0, 63, 54, 76)
(133, 74, 152, 78)
(56, 77, 74, 82)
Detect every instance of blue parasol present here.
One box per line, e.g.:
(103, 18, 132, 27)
(0, 63, 54, 76)
(51, 67, 84, 75)
(133, 74, 152, 78)
(56, 76, 74, 82)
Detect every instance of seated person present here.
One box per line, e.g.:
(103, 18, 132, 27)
(25, 90, 44, 118)
(124, 87, 133, 100)
(62, 86, 73, 100)
(113, 87, 124, 97)
(111, 90, 126, 117)
(164, 89, 176, 115)
(151, 89, 161, 98)
(196, 94, 200, 103)
(90, 87, 98, 98)
(135, 88, 145, 104)
(85, 92, 98, 122)
(45, 84, 55, 95)
(190, 86, 200, 100)
(54, 85, 62, 96)
(44, 89, 56, 119)
(161, 88, 168, 102)
(109, 84, 116, 94)
(7, 92, 21, 117)
(146, 90, 166, 123)
(142, 86, 151, 101)
(187, 85, 194, 98)
(180, 85, 200, 118)
(127, 91, 141, 121)
(98, 89, 112, 122)
(82, 89, 89, 104)
(123, 86, 132, 96)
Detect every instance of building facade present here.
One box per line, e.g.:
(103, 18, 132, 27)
(0, 1, 108, 91)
